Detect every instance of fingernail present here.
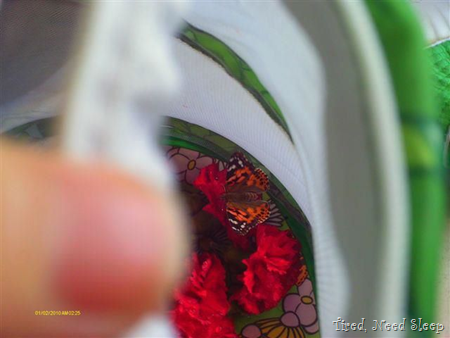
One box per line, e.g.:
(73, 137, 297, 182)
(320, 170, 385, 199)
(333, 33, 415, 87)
(51, 167, 169, 312)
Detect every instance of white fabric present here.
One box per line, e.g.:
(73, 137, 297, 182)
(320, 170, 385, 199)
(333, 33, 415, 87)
(0, 0, 76, 131)
(413, 0, 450, 45)
(61, 2, 187, 190)
(0, 67, 65, 132)
(125, 315, 176, 338)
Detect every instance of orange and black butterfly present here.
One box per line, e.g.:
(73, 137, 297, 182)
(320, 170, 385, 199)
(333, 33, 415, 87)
(224, 152, 271, 235)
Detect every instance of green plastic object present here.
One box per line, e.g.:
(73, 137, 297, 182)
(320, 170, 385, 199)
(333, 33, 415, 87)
(430, 40, 450, 132)
(429, 40, 450, 167)
(365, 0, 447, 331)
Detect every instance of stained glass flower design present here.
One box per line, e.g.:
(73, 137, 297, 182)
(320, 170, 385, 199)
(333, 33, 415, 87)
(166, 147, 215, 184)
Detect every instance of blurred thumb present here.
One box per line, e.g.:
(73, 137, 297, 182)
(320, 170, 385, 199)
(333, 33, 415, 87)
(1, 141, 188, 337)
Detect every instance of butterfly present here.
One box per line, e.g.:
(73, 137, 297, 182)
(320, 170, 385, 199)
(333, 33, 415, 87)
(223, 152, 271, 235)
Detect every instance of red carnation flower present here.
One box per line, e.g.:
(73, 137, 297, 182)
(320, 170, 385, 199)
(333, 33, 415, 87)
(172, 253, 237, 338)
(194, 163, 227, 224)
(224, 224, 253, 251)
(232, 225, 301, 314)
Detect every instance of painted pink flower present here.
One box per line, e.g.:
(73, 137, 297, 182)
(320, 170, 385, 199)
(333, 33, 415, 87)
(167, 147, 215, 184)
(282, 278, 319, 334)
(241, 324, 263, 338)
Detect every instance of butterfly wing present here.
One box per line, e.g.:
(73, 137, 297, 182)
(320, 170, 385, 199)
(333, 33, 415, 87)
(225, 152, 271, 235)
(226, 152, 269, 193)
(226, 200, 270, 235)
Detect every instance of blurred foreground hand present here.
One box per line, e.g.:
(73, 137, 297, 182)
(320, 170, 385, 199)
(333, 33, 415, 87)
(1, 140, 188, 337)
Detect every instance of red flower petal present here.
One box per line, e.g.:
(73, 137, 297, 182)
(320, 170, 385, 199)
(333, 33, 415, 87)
(225, 225, 252, 251)
(194, 163, 227, 224)
(232, 225, 301, 315)
(172, 253, 237, 338)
